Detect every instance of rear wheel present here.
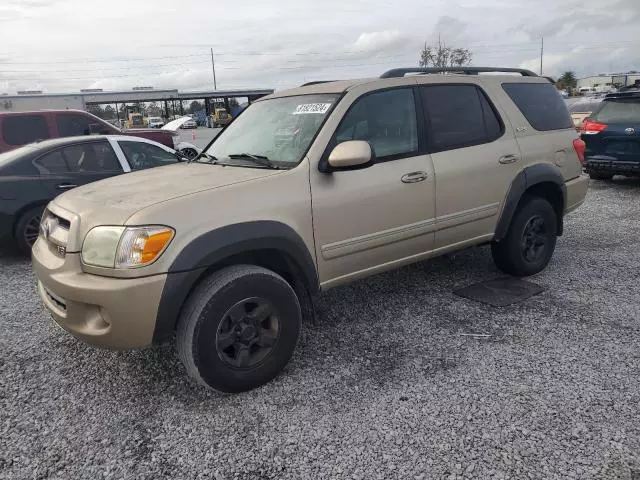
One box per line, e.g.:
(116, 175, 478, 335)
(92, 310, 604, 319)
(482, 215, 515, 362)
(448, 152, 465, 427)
(589, 172, 613, 180)
(176, 265, 301, 393)
(14, 206, 44, 254)
(491, 196, 557, 277)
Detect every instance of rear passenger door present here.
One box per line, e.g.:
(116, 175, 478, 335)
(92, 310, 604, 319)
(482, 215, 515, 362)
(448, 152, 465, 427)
(419, 83, 522, 249)
(36, 141, 125, 196)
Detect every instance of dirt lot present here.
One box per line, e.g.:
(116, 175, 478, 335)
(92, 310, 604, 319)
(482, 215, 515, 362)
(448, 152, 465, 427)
(1, 178, 639, 480)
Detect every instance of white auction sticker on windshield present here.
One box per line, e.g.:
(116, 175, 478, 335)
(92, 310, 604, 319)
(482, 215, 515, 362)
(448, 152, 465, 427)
(293, 103, 332, 115)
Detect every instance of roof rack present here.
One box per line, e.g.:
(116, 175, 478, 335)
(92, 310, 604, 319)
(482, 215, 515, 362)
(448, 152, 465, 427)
(380, 67, 539, 79)
(300, 80, 337, 87)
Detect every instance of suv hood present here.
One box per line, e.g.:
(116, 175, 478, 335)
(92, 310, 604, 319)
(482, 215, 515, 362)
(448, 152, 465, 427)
(53, 163, 283, 225)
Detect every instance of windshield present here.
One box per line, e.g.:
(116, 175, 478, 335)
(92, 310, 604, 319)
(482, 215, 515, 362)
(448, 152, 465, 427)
(591, 98, 640, 123)
(203, 94, 339, 166)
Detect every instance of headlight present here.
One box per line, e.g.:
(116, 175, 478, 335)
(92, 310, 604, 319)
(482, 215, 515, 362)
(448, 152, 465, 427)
(82, 226, 174, 268)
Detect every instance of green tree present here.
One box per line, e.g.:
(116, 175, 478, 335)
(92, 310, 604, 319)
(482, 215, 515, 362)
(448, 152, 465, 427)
(188, 100, 203, 114)
(146, 101, 163, 117)
(556, 71, 577, 91)
(419, 40, 472, 68)
(86, 104, 105, 118)
(103, 105, 116, 119)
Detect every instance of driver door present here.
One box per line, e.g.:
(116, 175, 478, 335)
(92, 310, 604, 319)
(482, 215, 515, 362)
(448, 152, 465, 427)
(309, 85, 436, 288)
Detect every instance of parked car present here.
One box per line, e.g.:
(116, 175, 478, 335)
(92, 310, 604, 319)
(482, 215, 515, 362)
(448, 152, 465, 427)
(568, 98, 603, 130)
(32, 67, 588, 393)
(180, 118, 198, 129)
(0, 110, 181, 153)
(581, 89, 640, 179)
(0, 135, 188, 252)
(147, 117, 165, 128)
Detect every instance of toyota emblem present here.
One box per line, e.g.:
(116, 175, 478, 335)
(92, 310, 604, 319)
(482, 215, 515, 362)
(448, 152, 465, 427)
(625, 127, 635, 135)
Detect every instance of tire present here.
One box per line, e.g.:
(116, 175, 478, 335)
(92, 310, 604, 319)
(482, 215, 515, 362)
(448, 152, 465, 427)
(589, 172, 613, 180)
(491, 196, 557, 277)
(14, 205, 44, 254)
(179, 147, 198, 160)
(176, 265, 301, 393)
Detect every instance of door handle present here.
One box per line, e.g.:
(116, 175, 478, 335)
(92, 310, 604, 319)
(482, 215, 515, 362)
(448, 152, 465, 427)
(499, 154, 518, 164)
(401, 171, 428, 183)
(56, 183, 77, 190)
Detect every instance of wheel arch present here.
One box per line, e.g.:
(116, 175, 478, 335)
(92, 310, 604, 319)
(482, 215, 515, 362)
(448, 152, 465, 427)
(153, 221, 318, 343)
(12, 200, 49, 239)
(494, 164, 567, 241)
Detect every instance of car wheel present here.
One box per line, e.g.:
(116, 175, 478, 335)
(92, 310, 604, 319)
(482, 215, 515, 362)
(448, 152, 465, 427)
(589, 172, 613, 180)
(179, 147, 198, 160)
(176, 265, 301, 393)
(491, 196, 557, 277)
(15, 205, 44, 253)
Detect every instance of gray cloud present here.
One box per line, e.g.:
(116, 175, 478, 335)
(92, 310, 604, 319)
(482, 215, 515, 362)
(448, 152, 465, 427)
(0, 0, 639, 93)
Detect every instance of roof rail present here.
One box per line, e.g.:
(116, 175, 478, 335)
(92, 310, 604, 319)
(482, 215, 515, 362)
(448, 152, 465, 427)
(300, 80, 337, 86)
(380, 67, 539, 79)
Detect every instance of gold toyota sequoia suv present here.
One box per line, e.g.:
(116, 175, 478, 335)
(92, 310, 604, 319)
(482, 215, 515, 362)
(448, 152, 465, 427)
(33, 67, 589, 392)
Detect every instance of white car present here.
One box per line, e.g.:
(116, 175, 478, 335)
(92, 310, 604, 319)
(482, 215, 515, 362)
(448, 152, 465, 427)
(180, 118, 198, 129)
(160, 116, 201, 159)
(147, 117, 165, 128)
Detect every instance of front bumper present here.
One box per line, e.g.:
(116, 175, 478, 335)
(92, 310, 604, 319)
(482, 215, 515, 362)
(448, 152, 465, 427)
(32, 238, 167, 349)
(564, 174, 589, 215)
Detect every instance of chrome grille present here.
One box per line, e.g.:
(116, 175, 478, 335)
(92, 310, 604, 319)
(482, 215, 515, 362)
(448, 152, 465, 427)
(41, 210, 70, 256)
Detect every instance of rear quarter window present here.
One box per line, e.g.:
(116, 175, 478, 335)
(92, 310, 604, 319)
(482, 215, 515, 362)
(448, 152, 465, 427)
(502, 83, 573, 131)
(2, 115, 50, 146)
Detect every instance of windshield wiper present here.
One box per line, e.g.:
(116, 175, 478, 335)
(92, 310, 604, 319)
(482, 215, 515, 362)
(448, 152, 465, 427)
(227, 153, 280, 169)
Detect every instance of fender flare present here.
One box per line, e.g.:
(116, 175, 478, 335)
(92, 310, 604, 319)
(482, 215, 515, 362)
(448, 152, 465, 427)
(153, 221, 318, 343)
(494, 164, 567, 241)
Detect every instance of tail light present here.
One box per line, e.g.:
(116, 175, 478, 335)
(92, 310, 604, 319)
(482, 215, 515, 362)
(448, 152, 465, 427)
(581, 119, 608, 135)
(573, 138, 586, 165)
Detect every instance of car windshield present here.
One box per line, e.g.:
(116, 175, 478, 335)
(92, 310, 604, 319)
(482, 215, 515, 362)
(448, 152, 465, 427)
(203, 94, 339, 166)
(591, 98, 640, 123)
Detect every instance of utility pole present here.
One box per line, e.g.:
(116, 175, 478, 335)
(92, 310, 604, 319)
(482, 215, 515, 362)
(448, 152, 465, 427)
(540, 36, 544, 75)
(210, 48, 217, 90)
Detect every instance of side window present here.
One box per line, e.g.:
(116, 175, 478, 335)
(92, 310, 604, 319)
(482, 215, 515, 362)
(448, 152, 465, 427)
(34, 150, 70, 174)
(421, 85, 503, 152)
(60, 143, 122, 172)
(2, 115, 50, 146)
(335, 88, 418, 159)
(502, 82, 573, 131)
(56, 114, 92, 137)
(118, 141, 178, 170)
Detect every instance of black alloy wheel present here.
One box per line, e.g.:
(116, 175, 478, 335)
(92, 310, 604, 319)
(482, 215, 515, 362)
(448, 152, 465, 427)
(216, 297, 280, 368)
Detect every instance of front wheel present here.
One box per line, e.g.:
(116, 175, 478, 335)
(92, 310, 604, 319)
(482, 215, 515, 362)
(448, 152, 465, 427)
(179, 147, 198, 160)
(491, 196, 557, 277)
(176, 265, 301, 393)
(15, 206, 44, 253)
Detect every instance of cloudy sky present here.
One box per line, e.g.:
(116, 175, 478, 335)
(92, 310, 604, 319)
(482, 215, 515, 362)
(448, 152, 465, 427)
(1, 0, 639, 93)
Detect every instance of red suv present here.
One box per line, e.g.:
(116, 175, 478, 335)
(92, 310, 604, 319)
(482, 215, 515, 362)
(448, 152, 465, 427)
(0, 110, 179, 153)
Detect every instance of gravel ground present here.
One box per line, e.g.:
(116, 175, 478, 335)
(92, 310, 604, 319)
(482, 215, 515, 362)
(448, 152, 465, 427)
(1, 178, 640, 480)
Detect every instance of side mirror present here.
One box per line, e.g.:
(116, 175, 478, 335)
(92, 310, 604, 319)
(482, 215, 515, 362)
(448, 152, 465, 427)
(327, 140, 373, 169)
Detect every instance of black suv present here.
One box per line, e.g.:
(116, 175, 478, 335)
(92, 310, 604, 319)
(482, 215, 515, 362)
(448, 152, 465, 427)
(581, 90, 640, 179)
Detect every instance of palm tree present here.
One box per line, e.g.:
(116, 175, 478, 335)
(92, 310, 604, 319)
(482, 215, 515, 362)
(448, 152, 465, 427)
(557, 71, 577, 91)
